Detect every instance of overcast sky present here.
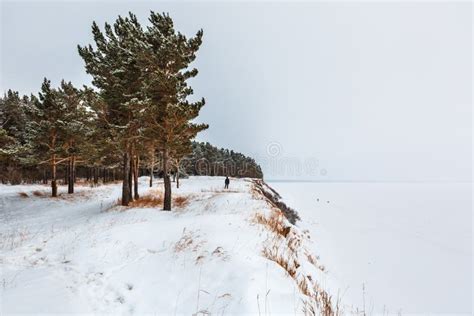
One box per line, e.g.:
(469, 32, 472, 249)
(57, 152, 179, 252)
(1, 1, 471, 181)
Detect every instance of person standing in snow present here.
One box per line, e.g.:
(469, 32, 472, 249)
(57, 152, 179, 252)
(224, 176, 230, 189)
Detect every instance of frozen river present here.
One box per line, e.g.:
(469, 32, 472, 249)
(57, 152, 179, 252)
(269, 181, 472, 314)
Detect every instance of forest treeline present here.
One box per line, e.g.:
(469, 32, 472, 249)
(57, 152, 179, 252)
(0, 11, 262, 211)
(183, 141, 263, 179)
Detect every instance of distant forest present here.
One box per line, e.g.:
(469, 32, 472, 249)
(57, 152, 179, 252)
(0, 92, 263, 185)
(184, 142, 263, 178)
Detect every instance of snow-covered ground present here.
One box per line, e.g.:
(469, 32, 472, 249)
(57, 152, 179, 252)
(0, 177, 330, 314)
(269, 181, 472, 314)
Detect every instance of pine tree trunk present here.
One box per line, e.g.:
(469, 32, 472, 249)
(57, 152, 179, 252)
(42, 169, 47, 185)
(122, 151, 131, 206)
(176, 161, 180, 189)
(128, 150, 133, 201)
(51, 154, 57, 197)
(65, 162, 69, 185)
(68, 156, 74, 194)
(149, 149, 154, 187)
(133, 154, 139, 200)
(73, 162, 76, 184)
(163, 148, 172, 211)
(93, 167, 98, 185)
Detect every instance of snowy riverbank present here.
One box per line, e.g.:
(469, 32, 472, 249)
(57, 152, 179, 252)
(0, 176, 334, 314)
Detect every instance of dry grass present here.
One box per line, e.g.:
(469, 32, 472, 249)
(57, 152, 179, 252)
(174, 233, 194, 252)
(253, 210, 292, 238)
(0, 228, 32, 250)
(211, 246, 230, 261)
(132, 194, 163, 207)
(32, 190, 45, 197)
(115, 192, 193, 210)
(261, 239, 336, 316)
(173, 195, 191, 208)
(262, 242, 299, 278)
(18, 192, 29, 198)
(119, 194, 163, 208)
(173, 228, 204, 253)
(299, 277, 335, 316)
(254, 208, 336, 315)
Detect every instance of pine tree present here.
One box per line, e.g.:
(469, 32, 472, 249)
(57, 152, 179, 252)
(57, 81, 91, 193)
(28, 79, 69, 197)
(0, 90, 31, 183)
(140, 12, 208, 210)
(170, 138, 193, 189)
(0, 90, 28, 142)
(80, 87, 122, 185)
(78, 14, 146, 206)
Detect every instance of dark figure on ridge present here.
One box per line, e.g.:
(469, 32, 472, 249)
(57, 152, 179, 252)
(224, 176, 230, 189)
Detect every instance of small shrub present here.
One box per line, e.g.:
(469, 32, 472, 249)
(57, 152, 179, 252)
(32, 190, 44, 197)
(18, 192, 29, 198)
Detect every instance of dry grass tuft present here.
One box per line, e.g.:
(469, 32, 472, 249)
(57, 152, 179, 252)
(255, 208, 336, 315)
(262, 242, 299, 278)
(253, 211, 292, 238)
(135, 196, 163, 207)
(18, 192, 29, 198)
(130, 194, 163, 208)
(262, 239, 336, 316)
(32, 190, 45, 197)
(115, 192, 163, 209)
(115, 192, 193, 210)
(173, 228, 204, 253)
(300, 279, 336, 316)
(173, 195, 191, 208)
(0, 228, 31, 250)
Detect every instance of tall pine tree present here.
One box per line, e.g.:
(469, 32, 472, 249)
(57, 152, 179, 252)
(78, 14, 146, 206)
(28, 79, 68, 196)
(140, 12, 208, 210)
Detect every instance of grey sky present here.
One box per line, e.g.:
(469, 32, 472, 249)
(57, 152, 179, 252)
(1, 1, 471, 181)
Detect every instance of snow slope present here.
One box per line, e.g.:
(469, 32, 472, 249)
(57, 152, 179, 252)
(0, 177, 332, 314)
(269, 181, 472, 314)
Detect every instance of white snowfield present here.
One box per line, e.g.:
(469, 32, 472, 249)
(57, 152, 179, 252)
(0, 177, 332, 315)
(270, 181, 472, 315)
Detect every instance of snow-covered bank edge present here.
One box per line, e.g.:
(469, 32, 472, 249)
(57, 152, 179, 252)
(251, 179, 339, 315)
